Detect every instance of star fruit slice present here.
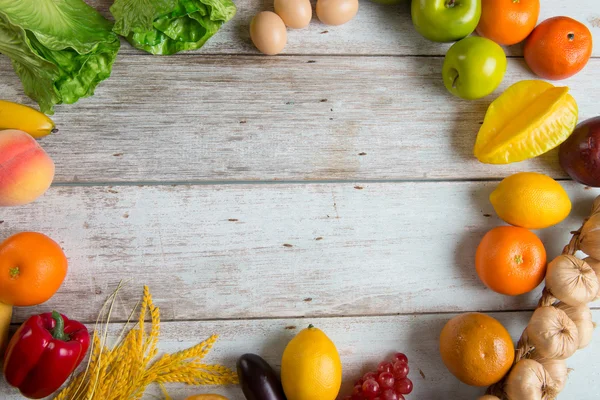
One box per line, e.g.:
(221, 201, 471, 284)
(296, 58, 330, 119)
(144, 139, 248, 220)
(474, 80, 578, 164)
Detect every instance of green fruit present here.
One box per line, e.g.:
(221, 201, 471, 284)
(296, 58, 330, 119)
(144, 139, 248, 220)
(442, 36, 507, 100)
(411, 0, 481, 43)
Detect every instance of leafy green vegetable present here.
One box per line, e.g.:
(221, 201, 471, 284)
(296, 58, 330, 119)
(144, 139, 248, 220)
(111, 0, 236, 55)
(0, 0, 120, 114)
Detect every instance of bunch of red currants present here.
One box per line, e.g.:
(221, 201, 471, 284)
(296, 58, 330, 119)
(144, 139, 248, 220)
(343, 353, 413, 400)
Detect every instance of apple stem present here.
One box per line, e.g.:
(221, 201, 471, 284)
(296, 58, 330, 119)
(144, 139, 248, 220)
(446, 0, 456, 7)
(449, 69, 459, 90)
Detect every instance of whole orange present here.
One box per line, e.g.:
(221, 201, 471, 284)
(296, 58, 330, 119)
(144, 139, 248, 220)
(476, 0, 540, 46)
(475, 226, 546, 296)
(524, 16, 593, 80)
(0, 232, 68, 306)
(440, 312, 514, 386)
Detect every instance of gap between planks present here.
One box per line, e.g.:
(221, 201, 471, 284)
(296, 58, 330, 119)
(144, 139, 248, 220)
(50, 177, 583, 187)
(7, 307, 579, 327)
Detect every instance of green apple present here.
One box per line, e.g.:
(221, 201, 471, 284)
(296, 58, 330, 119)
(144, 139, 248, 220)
(442, 36, 507, 100)
(411, 0, 481, 43)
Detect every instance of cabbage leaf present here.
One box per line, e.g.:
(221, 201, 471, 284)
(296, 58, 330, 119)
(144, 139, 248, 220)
(0, 0, 120, 114)
(111, 0, 236, 55)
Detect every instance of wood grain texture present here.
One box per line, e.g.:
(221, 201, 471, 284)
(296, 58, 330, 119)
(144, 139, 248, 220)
(1, 182, 598, 323)
(1, 56, 599, 183)
(1, 311, 599, 399)
(85, 0, 600, 56)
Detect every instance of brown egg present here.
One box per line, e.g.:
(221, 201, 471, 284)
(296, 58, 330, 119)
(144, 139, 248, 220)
(250, 11, 287, 55)
(316, 0, 359, 26)
(274, 0, 312, 29)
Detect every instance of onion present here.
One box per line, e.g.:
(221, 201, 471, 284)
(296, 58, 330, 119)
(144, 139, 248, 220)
(545, 255, 598, 306)
(556, 302, 595, 349)
(526, 306, 578, 360)
(505, 359, 557, 400)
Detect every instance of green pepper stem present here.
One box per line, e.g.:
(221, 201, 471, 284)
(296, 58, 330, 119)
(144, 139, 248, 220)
(51, 311, 70, 341)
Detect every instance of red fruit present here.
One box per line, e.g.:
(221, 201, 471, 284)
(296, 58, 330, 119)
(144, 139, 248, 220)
(393, 353, 408, 364)
(395, 378, 413, 395)
(353, 384, 363, 395)
(351, 395, 364, 400)
(398, 396, 405, 400)
(363, 372, 378, 382)
(377, 372, 395, 388)
(559, 117, 600, 187)
(378, 361, 393, 374)
(363, 379, 381, 397)
(393, 362, 409, 380)
(381, 389, 399, 400)
(343, 396, 353, 400)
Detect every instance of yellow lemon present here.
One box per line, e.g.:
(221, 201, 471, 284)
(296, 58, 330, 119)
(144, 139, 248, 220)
(474, 80, 578, 164)
(490, 172, 571, 229)
(281, 325, 342, 400)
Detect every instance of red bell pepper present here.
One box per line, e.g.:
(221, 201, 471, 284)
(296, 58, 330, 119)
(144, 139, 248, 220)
(3, 311, 90, 399)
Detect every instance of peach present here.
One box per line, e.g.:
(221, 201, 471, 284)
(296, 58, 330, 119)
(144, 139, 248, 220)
(0, 130, 55, 206)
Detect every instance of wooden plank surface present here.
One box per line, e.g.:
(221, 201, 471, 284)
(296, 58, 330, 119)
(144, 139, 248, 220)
(1, 56, 599, 183)
(1, 2, 599, 399)
(85, 0, 600, 57)
(2, 182, 597, 324)
(1, 311, 599, 399)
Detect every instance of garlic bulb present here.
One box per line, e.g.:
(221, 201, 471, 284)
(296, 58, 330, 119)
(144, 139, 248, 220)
(526, 306, 578, 360)
(545, 255, 599, 306)
(505, 359, 557, 400)
(578, 213, 600, 260)
(556, 302, 595, 349)
(591, 195, 600, 217)
(583, 256, 600, 300)
(530, 351, 569, 392)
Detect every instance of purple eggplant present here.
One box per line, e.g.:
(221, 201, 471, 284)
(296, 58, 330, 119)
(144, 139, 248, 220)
(237, 354, 287, 400)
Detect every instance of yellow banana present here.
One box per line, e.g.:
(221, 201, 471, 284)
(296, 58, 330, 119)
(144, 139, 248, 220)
(0, 302, 13, 355)
(0, 100, 56, 138)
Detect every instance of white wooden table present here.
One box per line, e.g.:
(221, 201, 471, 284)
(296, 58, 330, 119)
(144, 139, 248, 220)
(1, 1, 600, 399)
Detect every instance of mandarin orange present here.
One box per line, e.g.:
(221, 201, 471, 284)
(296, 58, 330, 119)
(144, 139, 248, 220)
(475, 226, 546, 296)
(440, 312, 514, 386)
(0, 232, 68, 306)
(476, 0, 540, 46)
(524, 16, 593, 80)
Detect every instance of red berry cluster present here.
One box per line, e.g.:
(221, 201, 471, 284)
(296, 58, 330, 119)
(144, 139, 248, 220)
(342, 353, 413, 400)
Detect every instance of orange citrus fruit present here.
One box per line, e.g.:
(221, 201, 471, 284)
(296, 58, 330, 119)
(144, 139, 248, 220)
(440, 312, 515, 386)
(474, 80, 578, 164)
(490, 172, 571, 229)
(0, 232, 68, 306)
(476, 0, 540, 46)
(524, 16, 593, 80)
(475, 226, 547, 296)
(281, 325, 342, 400)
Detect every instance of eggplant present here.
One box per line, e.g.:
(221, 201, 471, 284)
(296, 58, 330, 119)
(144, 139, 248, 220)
(237, 353, 287, 400)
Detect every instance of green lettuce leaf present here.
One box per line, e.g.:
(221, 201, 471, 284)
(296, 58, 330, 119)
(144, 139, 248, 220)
(111, 0, 236, 55)
(0, 0, 120, 114)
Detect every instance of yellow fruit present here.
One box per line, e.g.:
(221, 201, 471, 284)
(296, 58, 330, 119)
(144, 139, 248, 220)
(185, 396, 228, 400)
(0, 302, 13, 355)
(0, 100, 56, 138)
(474, 80, 578, 164)
(490, 172, 571, 229)
(281, 325, 342, 400)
